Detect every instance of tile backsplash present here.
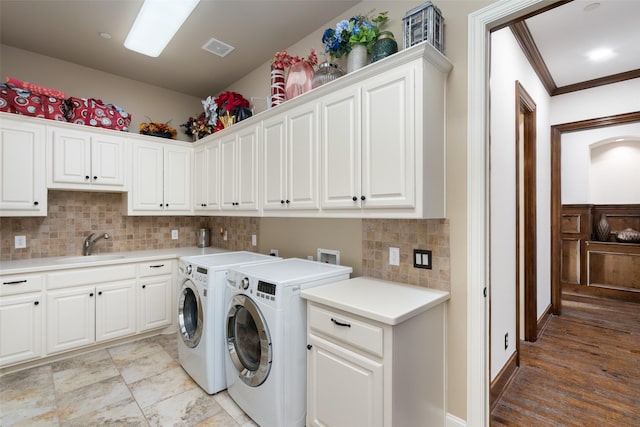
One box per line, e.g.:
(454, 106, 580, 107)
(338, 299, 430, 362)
(362, 218, 450, 291)
(0, 191, 257, 261)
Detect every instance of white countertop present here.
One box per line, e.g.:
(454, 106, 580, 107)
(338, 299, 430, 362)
(0, 247, 228, 275)
(300, 276, 450, 326)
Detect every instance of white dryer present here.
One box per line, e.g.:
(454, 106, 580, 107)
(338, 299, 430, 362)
(177, 251, 280, 394)
(224, 258, 352, 427)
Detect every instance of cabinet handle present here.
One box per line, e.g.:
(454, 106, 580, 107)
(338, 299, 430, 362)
(331, 318, 351, 328)
(142, 284, 146, 289)
(149, 264, 165, 268)
(3, 280, 27, 285)
(89, 292, 94, 297)
(307, 344, 312, 350)
(352, 196, 358, 202)
(361, 195, 366, 201)
(33, 201, 39, 206)
(98, 291, 102, 295)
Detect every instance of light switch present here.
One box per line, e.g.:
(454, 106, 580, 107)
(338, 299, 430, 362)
(389, 247, 400, 266)
(413, 249, 432, 269)
(251, 234, 257, 246)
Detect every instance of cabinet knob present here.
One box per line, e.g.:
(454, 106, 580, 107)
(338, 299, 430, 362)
(281, 200, 285, 204)
(159, 203, 163, 207)
(93, 176, 97, 180)
(352, 196, 358, 202)
(361, 195, 366, 201)
(166, 204, 169, 207)
(307, 344, 312, 350)
(98, 291, 102, 295)
(33, 201, 39, 206)
(286, 200, 290, 204)
(142, 284, 146, 289)
(34, 301, 39, 306)
(89, 292, 94, 297)
(85, 176, 90, 181)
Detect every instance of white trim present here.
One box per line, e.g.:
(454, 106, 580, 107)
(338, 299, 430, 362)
(467, 1, 547, 426)
(447, 412, 467, 427)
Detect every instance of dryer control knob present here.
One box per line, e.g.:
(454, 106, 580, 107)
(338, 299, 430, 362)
(186, 264, 192, 275)
(241, 277, 250, 290)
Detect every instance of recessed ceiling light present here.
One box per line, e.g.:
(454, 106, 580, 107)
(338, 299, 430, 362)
(99, 32, 112, 40)
(125, 0, 200, 58)
(587, 48, 615, 61)
(584, 2, 600, 12)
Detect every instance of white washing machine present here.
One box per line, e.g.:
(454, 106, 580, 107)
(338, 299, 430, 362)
(224, 258, 352, 427)
(176, 251, 280, 394)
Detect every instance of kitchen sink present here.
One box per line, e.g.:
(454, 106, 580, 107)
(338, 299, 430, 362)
(55, 254, 126, 263)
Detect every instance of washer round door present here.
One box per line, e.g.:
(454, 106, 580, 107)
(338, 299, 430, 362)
(178, 279, 203, 348)
(226, 294, 272, 387)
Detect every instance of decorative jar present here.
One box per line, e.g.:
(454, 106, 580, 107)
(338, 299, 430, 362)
(285, 61, 315, 100)
(371, 31, 398, 63)
(595, 214, 611, 241)
(347, 43, 368, 73)
(311, 62, 345, 88)
(270, 63, 286, 106)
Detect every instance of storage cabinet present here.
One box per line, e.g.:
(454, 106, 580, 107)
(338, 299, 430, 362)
(138, 260, 174, 332)
(219, 124, 259, 213)
(48, 126, 126, 190)
(302, 277, 449, 427)
(128, 140, 192, 214)
(321, 65, 416, 213)
(0, 115, 47, 216)
(262, 103, 320, 213)
(0, 273, 44, 366)
(193, 141, 221, 212)
(45, 264, 137, 354)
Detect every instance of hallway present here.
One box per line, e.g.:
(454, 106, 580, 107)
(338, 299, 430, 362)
(491, 293, 640, 426)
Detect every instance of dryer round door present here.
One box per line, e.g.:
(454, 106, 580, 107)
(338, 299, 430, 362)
(226, 294, 271, 387)
(178, 279, 203, 348)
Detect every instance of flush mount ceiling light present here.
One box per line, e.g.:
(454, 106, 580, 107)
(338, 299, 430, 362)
(587, 48, 615, 61)
(124, 0, 200, 57)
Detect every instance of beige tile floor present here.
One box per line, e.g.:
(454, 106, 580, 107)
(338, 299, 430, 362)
(0, 334, 258, 427)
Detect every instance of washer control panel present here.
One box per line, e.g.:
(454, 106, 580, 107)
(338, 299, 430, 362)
(189, 264, 209, 286)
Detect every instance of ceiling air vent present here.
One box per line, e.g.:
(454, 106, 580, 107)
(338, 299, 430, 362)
(202, 37, 235, 57)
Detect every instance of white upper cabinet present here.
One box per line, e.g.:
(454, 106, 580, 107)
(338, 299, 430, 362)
(193, 141, 221, 212)
(219, 123, 259, 214)
(262, 103, 319, 214)
(49, 126, 126, 190)
(0, 114, 47, 216)
(127, 139, 192, 215)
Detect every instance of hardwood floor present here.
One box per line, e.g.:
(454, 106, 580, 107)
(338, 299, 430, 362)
(491, 293, 640, 426)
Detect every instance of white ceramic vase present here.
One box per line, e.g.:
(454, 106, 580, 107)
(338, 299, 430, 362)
(347, 44, 368, 73)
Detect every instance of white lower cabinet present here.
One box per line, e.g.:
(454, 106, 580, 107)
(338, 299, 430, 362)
(95, 280, 137, 342)
(0, 292, 44, 366)
(138, 260, 174, 332)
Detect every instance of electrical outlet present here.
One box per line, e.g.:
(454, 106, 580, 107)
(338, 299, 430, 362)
(251, 234, 257, 246)
(223, 229, 228, 241)
(15, 235, 26, 249)
(270, 249, 279, 256)
(504, 332, 509, 350)
(171, 229, 179, 240)
(389, 247, 400, 266)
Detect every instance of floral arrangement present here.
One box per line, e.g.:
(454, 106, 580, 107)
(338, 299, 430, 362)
(181, 112, 214, 140)
(272, 48, 318, 71)
(322, 11, 388, 58)
(139, 120, 177, 139)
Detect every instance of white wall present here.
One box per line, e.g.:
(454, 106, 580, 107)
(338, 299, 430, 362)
(561, 124, 640, 204)
(489, 28, 552, 381)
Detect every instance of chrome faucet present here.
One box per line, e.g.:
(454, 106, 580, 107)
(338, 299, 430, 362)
(83, 233, 110, 256)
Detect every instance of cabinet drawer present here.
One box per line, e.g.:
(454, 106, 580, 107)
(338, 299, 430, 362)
(139, 260, 174, 277)
(0, 274, 43, 296)
(308, 304, 383, 358)
(47, 264, 137, 289)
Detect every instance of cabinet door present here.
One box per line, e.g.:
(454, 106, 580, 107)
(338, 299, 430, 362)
(307, 334, 383, 427)
(47, 286, 95, 354)
(91, 134, 125, 187)
(0, 293, 43, 366)
(138, 275, 172, 332)
(50, 127, 91, 185)
(361, 66, 415, 209)
(287, 104, 319, 210)
(0, 118, 47, 216)
(320, 87, 361, 210)
(163, 145, 191, 212)
(193, 141, 220, 211)
(235, 125, 259, 211)
(219, 134, 237, 210)
(262, 116, 287, 211)
(95, 280, 136, 342)
(131, 141, 164, 212)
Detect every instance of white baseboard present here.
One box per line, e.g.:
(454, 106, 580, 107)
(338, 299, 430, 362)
(447, 413, 466, 427)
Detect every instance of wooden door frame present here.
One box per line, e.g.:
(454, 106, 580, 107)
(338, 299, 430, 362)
(550, 111, 640, 314)
(516, 82, 538, 342)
